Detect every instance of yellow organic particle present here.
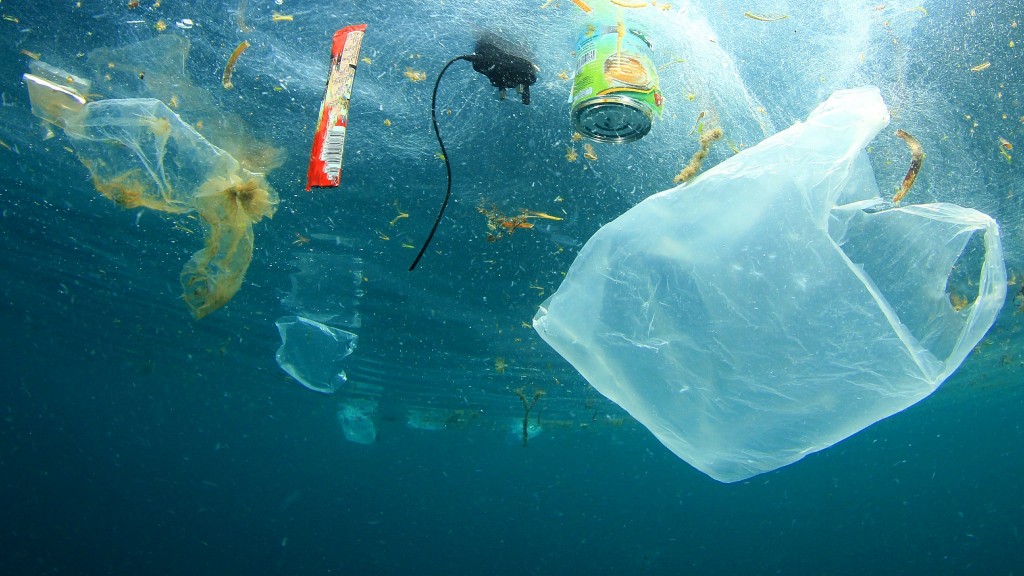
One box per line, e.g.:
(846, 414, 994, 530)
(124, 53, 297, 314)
(495, 357, 508, 374)
(893, 129, 924, 203)
(389, 201, 409, 226)
(950, 293, 969, 312)
(583, 143, 597, 161)
(20, 49, 41, 60)
(513, 387, 546, 446)
(272, 12, 293, 22)
(383, 118, 392, 126)
(404, 68, 427, 82)
(155, 19, 167, 31)
(674, 127, 724, 183)
(571, 0, 593, 12)
(571, 132, 583, 142)
(743, 12, 789, 21)
(477, 204, 562, 241)
(222, 40, 251, 90)
(557, 70, 570, 80)
(566, 147, 578, 162)
(970, 61, 991, 72)
(689, 110, 706, 135)
(523, 211, 563, 221)
(611, 0, 648, 7)
(361, 57, 372, 65)
(292, 233, 310, 246)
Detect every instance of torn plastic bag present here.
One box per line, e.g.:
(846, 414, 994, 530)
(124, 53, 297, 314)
(275, 316, 357, 394)
(533, 87, 1007, 483)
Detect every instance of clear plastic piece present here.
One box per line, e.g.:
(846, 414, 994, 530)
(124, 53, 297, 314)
(534, 87, 1007, 483)
(337, 399, 378, 445)
(275, 316, 358, 394)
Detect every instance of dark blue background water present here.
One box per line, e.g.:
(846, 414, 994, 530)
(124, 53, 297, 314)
(2, 1, 1023, 574)
(3, 309, 1022, 575)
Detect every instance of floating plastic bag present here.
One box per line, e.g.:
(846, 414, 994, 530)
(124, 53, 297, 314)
(337, 399, 378, 445)
(23, 44, 279, 319)
(534, 87, 1007, 483)
(275, 316, 358, 394)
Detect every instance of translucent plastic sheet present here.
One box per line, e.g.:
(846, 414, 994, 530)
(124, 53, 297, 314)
(534, 87, 1007, 482)
(275, 316, 358, 394)
(338, 398, 378, 445)
(22, 34, 280, 319)
(49, 96, 277, 318)
(275, 253, 364, 393)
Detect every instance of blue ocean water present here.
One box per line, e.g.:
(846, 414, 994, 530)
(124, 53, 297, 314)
(2, 1, 1022, 575)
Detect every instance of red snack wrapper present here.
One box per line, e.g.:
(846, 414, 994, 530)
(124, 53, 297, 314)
(306, 24, 367, 190)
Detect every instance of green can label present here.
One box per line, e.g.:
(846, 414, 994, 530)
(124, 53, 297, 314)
(571, 23, 663, 142)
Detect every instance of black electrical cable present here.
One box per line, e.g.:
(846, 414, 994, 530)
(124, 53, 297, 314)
(408, 54, 474, 271)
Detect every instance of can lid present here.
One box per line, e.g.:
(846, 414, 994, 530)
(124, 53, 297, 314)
(573, 97, 653, 143)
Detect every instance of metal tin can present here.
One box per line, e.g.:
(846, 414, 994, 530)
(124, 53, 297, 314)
(570, 23, 663, 143)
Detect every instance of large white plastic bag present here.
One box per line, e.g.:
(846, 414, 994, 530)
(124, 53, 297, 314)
(533, 87, 1006, 483)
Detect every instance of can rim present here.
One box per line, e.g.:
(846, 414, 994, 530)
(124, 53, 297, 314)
(572, 96, 654, 143)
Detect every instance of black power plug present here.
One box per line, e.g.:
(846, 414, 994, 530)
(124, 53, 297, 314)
(468, 36, 538, 104)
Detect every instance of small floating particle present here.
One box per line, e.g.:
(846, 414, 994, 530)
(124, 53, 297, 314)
(893, 129, 924, 204)
(404, 68, 427, 82)
(361, 56, 372, 65)
(523, 211, 564, 221)
(383, 118, 392, 126)
(1000, 136, 1013, 150)
(970, 61, 991, 72)
(3, 15, 20, 23)
(950, 293, 968, 311)
(222, 40, 250, 90)
(743, 12, 788, 21)
(272, 12, 293, 21)
(583, 143, 597, 161)
(611, 0, 648, 8)
(20, 49, 40, 60)
(175, 18, 194, 30)
(674, 127, 723, 183)
(155, 19, 167, 31)
(566, 147, 578, 162)
(571, 0, 593, 12)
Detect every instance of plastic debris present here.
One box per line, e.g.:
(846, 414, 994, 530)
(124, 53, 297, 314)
(338, 399, 378, 445)
(275, 316, 357, 394)
(307, 24, 367, 190)
(534, 87, 1007, 483)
